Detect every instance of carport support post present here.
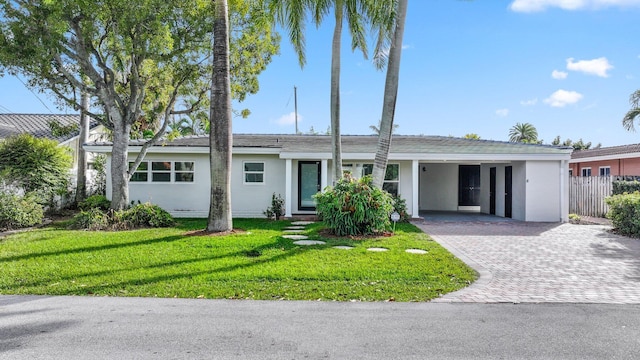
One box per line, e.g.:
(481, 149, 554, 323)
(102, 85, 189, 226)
(412, 160, 420, 218)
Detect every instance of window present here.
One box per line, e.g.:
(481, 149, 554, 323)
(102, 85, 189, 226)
(152, 162, 171, 182)
(599, 166, 611, 176)
(568, 169, 573, 176)
(382, 164, 399, 197)
(175, 162, 195, 182)
(130, 162, 149, 182)
(129, 161, 194, 183)
(244, 162, 264, 184)
(581, 168, 591, 177)
(343, 163, 399, 197)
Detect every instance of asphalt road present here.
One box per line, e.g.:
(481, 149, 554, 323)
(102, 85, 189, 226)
(1, 296, 639, 359)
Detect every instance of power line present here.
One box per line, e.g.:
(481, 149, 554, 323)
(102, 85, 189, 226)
(15, 76, 56, 114)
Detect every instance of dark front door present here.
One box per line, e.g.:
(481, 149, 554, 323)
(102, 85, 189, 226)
(458, 165, 481, 206)
(490, 167, 496, 215)
(505, 166, 512, 218)
(298, 161, 321, 211)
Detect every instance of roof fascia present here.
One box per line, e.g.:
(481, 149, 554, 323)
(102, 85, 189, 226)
(569, 152, 640, 163)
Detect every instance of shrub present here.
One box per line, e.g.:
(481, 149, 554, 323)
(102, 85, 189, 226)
(69, 208, 110, 230)
(69, 202, 174, 230)
(605, 191, 640, 237)
(0, 133, 72, 204)
(118, 203, 175, 229)
(263, 193, 285, 220)
(612, 180, 640, 195)
(0, 191, 44, 230)
(314, 174, 394, 236)
(78, 195, 111, 211)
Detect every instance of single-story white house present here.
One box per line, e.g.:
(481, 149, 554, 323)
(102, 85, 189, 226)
(85, 134, 573, 222)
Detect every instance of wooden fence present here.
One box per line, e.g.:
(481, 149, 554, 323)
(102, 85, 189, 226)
(569, 176, 612, 217)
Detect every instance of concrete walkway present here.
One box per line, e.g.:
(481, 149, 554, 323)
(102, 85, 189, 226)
(413, 220, 640, 304)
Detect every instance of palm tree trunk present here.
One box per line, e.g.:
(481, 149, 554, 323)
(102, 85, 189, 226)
(372, 0, 407, 189)
(207, 0, 233, 232)
(330, 1, 343, 184)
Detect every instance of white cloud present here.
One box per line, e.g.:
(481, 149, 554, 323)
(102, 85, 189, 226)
(496, 108, 510, 117)
(552, 70, 568, 79)
(520, 98, 538, 106)
(510, 0, 640, 12)
(402, 44, 413, 50)
(274, 112, 302, 126)
(544, 89, 583, 107)
(566, 57, 613, 77)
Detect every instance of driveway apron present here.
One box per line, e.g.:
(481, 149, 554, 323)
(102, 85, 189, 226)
(413, 220, 640, 304)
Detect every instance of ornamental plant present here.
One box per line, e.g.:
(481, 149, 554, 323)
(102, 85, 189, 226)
(314, 174, 394, 236)
(605, 191, 640, 237)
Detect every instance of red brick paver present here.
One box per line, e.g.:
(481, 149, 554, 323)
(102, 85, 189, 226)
(413, 221, 640, 304)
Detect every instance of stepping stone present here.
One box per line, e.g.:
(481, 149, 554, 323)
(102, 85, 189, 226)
(283, 229, 305, 233)
(367, 247, 389, 252)
(285, 226, 306, 230)
(405, 249, 428, 255)
(282, 235, 309, 240)
(333, 246, 354, 250)
(293, 240, 326, 246)
(291, 221, 315, 226)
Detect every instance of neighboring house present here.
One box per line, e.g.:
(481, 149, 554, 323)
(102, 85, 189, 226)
(0, 113, 105, 172)
(569, 143, 640, 177)
(85, 134, 573, 222)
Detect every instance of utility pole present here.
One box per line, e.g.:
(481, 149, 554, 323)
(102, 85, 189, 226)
(294, 86, 298, 134)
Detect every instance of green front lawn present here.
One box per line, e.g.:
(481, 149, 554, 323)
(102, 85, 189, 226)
(0, 219, 475, 301)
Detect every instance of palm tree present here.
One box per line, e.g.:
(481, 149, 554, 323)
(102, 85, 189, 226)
(207, 0, 233, 232)
(508, 122, 538, 143)
(369, 119, 398, 134)
(623, 90, 640, 131)
(371, 0, 406, 189)
(270, 0, 394, 183)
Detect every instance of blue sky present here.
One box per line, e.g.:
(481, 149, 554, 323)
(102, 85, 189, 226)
(1, 0, 640, 146)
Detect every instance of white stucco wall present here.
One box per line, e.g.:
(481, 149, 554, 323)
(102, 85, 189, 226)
(419, 163, 458, 211)
(125, 153, 211, 217)
(108, 152, 285, 218)
(524, 161, 562, 222)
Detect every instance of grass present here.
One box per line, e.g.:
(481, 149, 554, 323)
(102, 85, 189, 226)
(0, 219, 476, 301)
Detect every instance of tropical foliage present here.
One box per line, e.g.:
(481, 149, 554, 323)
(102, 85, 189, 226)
(623, 89, 640, 132)
(314, 174, 394, 236)
(508, 122, 540, 143)
(551, 136, 600, 150)
(0, 134, 72, 204)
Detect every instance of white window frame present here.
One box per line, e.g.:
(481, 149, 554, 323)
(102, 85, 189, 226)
(599, 166, 611, 176)
(581, 167, 591, 177)
(129, 161, 195, 183)
(243, 161, 265, 185)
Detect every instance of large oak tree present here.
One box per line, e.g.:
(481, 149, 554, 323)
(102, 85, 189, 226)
(0, 0, 278, 210)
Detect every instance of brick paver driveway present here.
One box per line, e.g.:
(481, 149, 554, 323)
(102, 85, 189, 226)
(413, 220, 640, 304)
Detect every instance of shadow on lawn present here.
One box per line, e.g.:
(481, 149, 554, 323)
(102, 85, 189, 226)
(66, 240, 313, 296)
(4, 235, 314, 294)
(0, 234, 185, 263)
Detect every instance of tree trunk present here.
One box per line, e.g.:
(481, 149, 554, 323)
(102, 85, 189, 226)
(372, 0, 407, 189)
(110, 118, 131, 210)
(75, 91, 89, 204)
(207, 0, 233, 232)
(330, 2, 343, 184)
